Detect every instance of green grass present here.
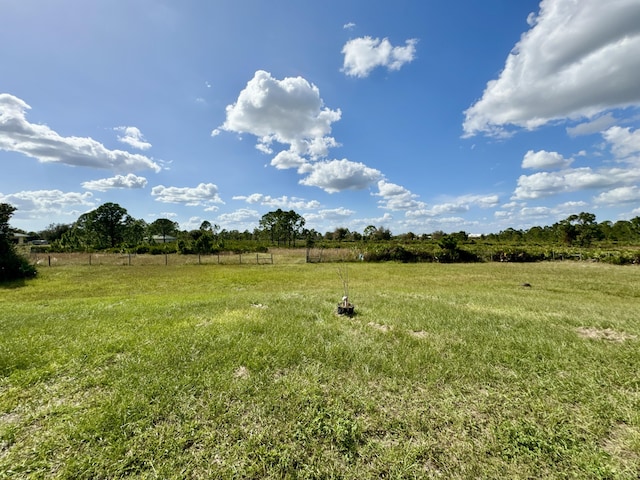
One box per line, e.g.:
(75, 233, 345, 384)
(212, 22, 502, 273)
(1, 262, 639, 478)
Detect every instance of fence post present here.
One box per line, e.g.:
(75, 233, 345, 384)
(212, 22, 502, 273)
(89, 254, 92, 266)
(48, 255, 51, 267)
(165, 254, 168, 266)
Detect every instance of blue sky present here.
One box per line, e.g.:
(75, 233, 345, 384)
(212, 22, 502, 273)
(2, 0, 640, 235)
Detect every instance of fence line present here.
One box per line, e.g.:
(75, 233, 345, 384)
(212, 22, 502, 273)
(30, 252, 280, 267)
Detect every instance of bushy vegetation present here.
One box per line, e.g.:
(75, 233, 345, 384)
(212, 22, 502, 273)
(7, 202, 640, 266)
(0, 203, 37, 282)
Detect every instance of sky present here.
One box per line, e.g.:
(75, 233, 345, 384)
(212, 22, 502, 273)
(2, 0, 640, 235)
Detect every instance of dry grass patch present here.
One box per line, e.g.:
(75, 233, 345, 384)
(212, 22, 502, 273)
(576, 327, 637, 343)
(367, 322, 392, 333)
(601, 423, 640, 473)
(408, 330, 429, 339)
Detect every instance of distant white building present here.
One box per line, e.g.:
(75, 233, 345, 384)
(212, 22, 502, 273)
(150, 235, 177, 243)
(11, 233, 29, 245)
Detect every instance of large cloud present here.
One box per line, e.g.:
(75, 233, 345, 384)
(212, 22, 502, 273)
(232, 193, 320, 210)
(463, 0, 640, 137)
(0, 94, 161, 172)
(220, 71, 423, 200)
(514, 126, 640, 199)
(151, 183, 224, 209)
(406, 194, 499, 218)
(512, 167, 640, 200)
(521, 150, 573, 170)
(374, 180, 425, 211)
(299, 159, 382, 193)
(594, 186, 640, 205)
(0, 189, 94, 215)
(82, 174, 148, 192)
(115, 126, 152, 150)
(603, 126, 640, 158)
(220, 70, 341, 158)
(341, 37, 418, 78)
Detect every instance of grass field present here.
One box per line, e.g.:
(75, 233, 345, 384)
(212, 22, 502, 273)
(1, 261, 639, 478)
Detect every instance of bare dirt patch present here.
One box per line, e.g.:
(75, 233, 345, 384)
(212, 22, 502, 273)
(367, 322, 392, 333)
(409, 330, 428, 339)
(601, 423, 640, 473)
(233, 366, 250, 379)
(576, 327, 637, 343)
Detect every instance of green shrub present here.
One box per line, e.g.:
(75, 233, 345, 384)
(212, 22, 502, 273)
(0, 244, 37, 282)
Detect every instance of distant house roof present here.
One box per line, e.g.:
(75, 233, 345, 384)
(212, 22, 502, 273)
(11, 233, 29, 244)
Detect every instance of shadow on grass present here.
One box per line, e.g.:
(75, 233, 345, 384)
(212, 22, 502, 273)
(0, 278, 28, 289)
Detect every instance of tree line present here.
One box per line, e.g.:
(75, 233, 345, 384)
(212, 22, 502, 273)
(4, 201, 640, 281)
(6, 202, 640, 254)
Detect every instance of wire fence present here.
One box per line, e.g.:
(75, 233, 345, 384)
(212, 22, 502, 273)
(30, 252, 278, 267)
(29, 248, 363, 267)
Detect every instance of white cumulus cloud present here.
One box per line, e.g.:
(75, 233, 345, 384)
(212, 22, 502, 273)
(463, 0, 640, 137)
(115, 126, 152, 150)
(270, 150, 307, 170)
(220, 70, 341, 159)
(522, 150, 573, 170)
(341, 36, 418, 78)
(566, 113, 617, 137)
(82, 174, 148, 192)
(232, 193, 320, 210)
(0, 94, 161, 172)
(151, 183, 224, 207)
(512, 167, 640, 200)
(299, 159, 382, 193)
(374, 180, 425, 211)
(594, 185, 640, 205)
(405, 194, 499, 218)
(0, 189, 94, 216)
(603, 126, 640, 159)
(216, 208, 260, 225)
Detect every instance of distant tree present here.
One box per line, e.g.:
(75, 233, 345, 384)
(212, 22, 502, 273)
(73, 202, 134, 249)
(400, 232, 417, 242)
(368, 226, 392, 241)
(194, 232, 215, 254)
(39, 223, 72, 243)
(498, 228, 523, 243)
(0, 203, 37, 282)
(123, 218, 148, 247)
(438, 234, 460, 262)
(259, 209, 305, 246)
(610, 220, 632, 242)
(332, 227, 350, 242)
(363, 225, 377, 241)
(149, 218, 179, 243)
(630, 217, 640, 240)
